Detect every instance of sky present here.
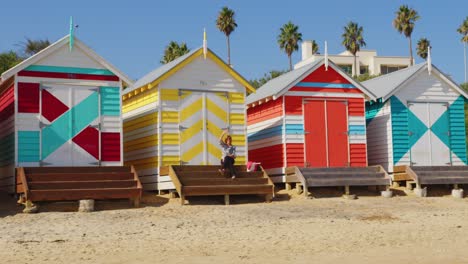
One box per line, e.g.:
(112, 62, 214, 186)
(1, 0, 467, 84)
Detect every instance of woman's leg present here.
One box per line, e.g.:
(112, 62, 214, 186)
(225, 156, 236, 178)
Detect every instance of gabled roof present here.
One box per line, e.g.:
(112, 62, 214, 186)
(246, 59, 377, 105)
(1, 35, 133, 85)
(124, 47, 256, 96)
(362, 62, 468, 101)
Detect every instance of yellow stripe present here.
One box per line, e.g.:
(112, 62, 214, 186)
(207, 142, 221, 164)
(181, 141, 204, 162)
(161, 156, 180, 166)
(161, 133, 179, 145)
(236, 156, 246, 164)
(231, 134, 246, 146)
(123, 112, 158, 132)
(229, 93, 244, 104)
(180, 119, 203, 144)
(206, 97, 227, 122)
(160, 89, 179, 101)
(122, 88, 158, 113)
(230, 113, 245, 125)
(180, 97, 202, 122)
(161, 111, 179, 123)
(124, 134, 158, 152)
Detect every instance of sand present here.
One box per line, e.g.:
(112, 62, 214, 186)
(1, 186, 468, 264)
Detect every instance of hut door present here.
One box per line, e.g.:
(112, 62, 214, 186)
(304, 100, 349, 168)
(179, 90, 228, 165)
(40, 84, 100, 166)
(409, 102, 451, 166)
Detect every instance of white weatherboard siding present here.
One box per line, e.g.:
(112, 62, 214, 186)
(366, 101, 394, 172)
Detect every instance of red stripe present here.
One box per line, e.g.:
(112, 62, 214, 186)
(41, 89, 69, 122)
(101, 132, 121, 162)
(347, 98, 365, 116)
(0, 85, 14, 121)
(284, 96, 302, 115)
(290, 87, 362, 94)
(72, 127, 99, 159)
(247, 99, 283, 125)
(18, 82, 40, 113)
(248, 144, 284, 169)
(18, 71, 120, 81)
(301, 65, 351, 84)
(285, 143, 304, 167)
(349, 144, 367, 167)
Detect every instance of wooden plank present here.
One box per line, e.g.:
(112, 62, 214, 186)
(159, 166, 169, 176)
(419, 177, 468, 185)
(306, 178, 391, 187)
(177, 171, 264, 179)
(393, 165, 407, 173)
(17, 167, 29, 198)
(29, 188, 141, 201)
(393, 173, 411, 181)
(182, 178, 268, 186)
(301, 171, 386, 178)
(285, 175, 299, 183)
(182, 184, 273, 196)
(285, 167, 296, 175)
(24, 166, 131, 174)
(29, 180, 137, 190)
(168, 165, 183, 196)
(172, 165, 248, 172)
(300, 167, 380, 173)
(27, 172, 134, 182)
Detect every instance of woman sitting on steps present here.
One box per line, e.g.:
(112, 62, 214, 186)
(219, 129, 237, 179)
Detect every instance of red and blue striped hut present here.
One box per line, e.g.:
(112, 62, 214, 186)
(246, 59, 377, 183)
(0, 34, 132, 193)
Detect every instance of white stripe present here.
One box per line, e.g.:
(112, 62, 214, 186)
(160, 145, 179, 156)
(248, 135, 283, 150)
(348, 115, 365, 123)
(285, 91, 365, 98)
(17, 76, 120, 88)
(349, 135, 367, 144)
(284, 115, 304, 125)
(247, 116, 283, 133)
(124, 146, 158, 160)
(123, 102, 158, 121)
(285, 135, 304, 144)
(124, 124, 158, 140)
(137, 167, 158, 177)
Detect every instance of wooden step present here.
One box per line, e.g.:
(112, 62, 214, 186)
(411, 166, 468, 172)
(300, 167, 380, 173)
(306, 177, 390, 187)
(418, 177, 468, 185)
(176, 171, 264, 179)
(173, 165, 247, 173)
(29, 188, 141, 201)
(181, 178, 268, 186)
(24, 166, 131, 174)
(182, 184, 273, 196)
(27, 172, 134, 182)
(415, 171, 468, 177)
(301, 171, 386, 179)
(29, 180, 137, 190)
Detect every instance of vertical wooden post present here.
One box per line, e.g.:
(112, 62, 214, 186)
(345, 185, 350, 195)
(285, 183, 292, 191)
(454, 184, 459, 190)
(224, 194, 230, 205)
(180, 195, 185, 205)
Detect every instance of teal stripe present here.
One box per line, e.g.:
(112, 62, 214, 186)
(365, 100, 385, 125)
(448, 96, 467, 164)
(348, 125, 366, 135)
(18, 131, 40, 162)
(41, 92, 99, 159)
(25, 65, 115, 76)
(296, 82, 355, 89)
(390, 96, 410, 164)
(100, 86, 120, 116)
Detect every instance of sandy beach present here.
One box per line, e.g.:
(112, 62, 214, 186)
(1, 186, 468, 264)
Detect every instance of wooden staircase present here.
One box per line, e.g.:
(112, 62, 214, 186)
(16, 166, 142, 209)
(407, 166, 468, 187)
(291, 166, 391, 197)
(167, 165, 275, 205)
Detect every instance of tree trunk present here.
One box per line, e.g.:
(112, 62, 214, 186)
(227, 35, 231, 66)
(353, 55, 357, 77)
(409, 37, 414, 66)
(464, 42, 467, 83)
(288, 54, 292, 71)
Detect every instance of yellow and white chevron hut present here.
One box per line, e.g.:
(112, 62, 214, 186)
(122, 47, 255, 190)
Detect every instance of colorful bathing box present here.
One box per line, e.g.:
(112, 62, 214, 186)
(364, 62, 468, 173)
(246, 59, 377, 183)
(0, 35, 132, 193)
(122, 47, 255, 190)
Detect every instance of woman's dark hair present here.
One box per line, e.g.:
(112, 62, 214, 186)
(225, 135, 232, 144)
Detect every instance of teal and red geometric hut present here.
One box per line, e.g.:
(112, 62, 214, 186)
(246, 59, 376, 182)
(0, 35, 132, 193)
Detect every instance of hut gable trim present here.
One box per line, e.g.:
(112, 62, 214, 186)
(363, 63, 468, 102)
(246, 59, 376, 106)
(125, 48, 255, 98)
(1, 35, 133, 86)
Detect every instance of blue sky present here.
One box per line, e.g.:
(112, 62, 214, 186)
(1, 0, 467, 83)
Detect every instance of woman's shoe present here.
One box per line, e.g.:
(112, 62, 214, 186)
(231, 175, 236, 179)
(218, 169, 225, 176)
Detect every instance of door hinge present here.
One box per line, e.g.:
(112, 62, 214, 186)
(180, 160, 189, 165)
(411, 162, 417, 165)
(408, 131, 413, 136)
(39, 121, 49, 129)
(445, 162, 452, 165)
(304, 131, 310, 135)
(89, 87, 99, 92)
(447, 131, 451, 136)
(179, 125, 188, 131)
(39, 161, 52, 166)
(304, 162, 310, 167)
(90, 124, 101, 130)
(89, 161, 100, 166)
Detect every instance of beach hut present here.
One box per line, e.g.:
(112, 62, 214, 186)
(0, 34, 133, 194)
(246, 59, 381, 185)
(364, 62, 468, 185)
(122, 47, 256, 191)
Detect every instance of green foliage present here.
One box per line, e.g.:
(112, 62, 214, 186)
(216, 6, 237, 65)
(277, 21, 302, 71)
(461, 82, 468, 92)
(160, 41, 190, 64)
(0, 51, 22, 76)
(354, 73, 381, 82)
(416, 38, 431, 60)
(393, 5, 420, 38)
(311, 40, 319, 54)
(250, 70, 287, 89)
(20, 38, 51, 57)
(457, 16, 468, 43)
(342, 21, 366, 56)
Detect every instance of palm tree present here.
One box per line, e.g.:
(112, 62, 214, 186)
(311, 40, 319, 55)
(416, 38, 431, 60)
(393, 5, 420, 66)
(216, 6, 237, 66)
(160, 41, 190, 64)
(277, 21, 303, 71)
(341, 21, 366, 77)
(21, 38, 50, 57)
(457, 16, 468, 83)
